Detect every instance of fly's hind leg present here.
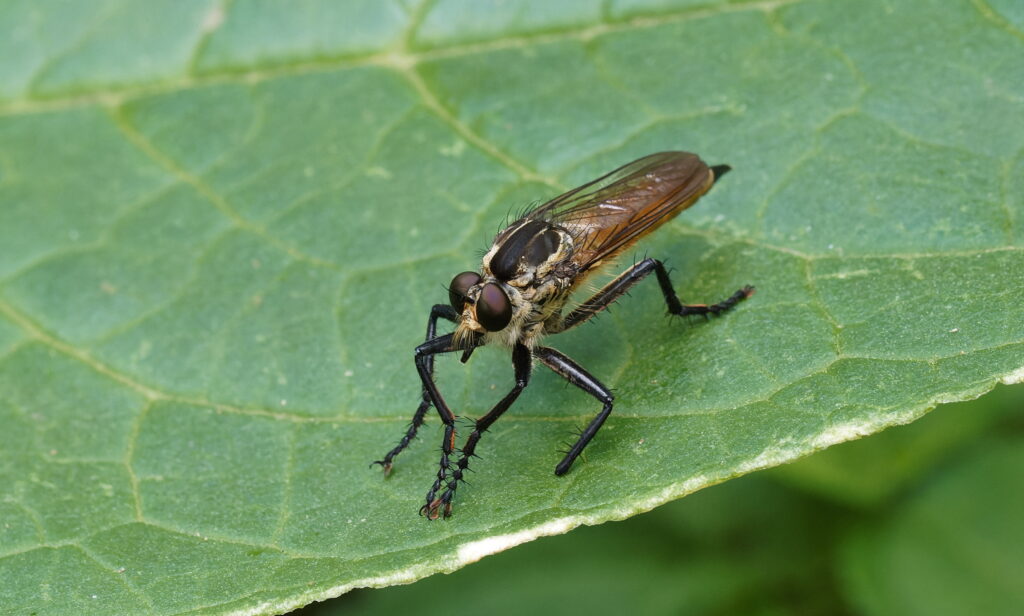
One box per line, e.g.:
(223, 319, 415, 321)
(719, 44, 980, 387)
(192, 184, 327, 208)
(542, 258, 752, 473)
(557, 258, 753, 332)
(372, 304, 458, 475)
(652, 263, 754, 318)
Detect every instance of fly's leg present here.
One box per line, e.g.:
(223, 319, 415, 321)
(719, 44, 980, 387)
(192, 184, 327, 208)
(414, 332, 487, 519)
(534, 347, 614, 475)
(428, 343, 533, 520)
(541, 258, 751, 474)
(372, 305, 459, 475)
(653, 264, 754, 318)
(557, 258, 753, 332)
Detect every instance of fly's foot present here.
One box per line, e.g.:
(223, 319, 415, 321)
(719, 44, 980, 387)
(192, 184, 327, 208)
(421, 494, 453, 520)
(421, 489, 452, 520)
(421, 459, 471, 520)
(434, 457, 474, 520)
(420, 490, 442, 519)
(370, 459, 394, 477)
(673, 285, 755, 319)
(421, 451, 454, 519)
(425, 482, 460, 520)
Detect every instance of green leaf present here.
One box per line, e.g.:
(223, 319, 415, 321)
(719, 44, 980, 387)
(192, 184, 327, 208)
(0, 1, 1021, 614)
(306, 476, 845, 615)
(838, 437, 1024, 616)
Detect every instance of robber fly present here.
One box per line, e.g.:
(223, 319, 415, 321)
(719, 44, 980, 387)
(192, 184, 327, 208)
(373, 151, 754, 519)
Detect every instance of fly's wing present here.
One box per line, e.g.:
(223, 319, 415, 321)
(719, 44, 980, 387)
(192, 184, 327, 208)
(525, 152, 722, 273)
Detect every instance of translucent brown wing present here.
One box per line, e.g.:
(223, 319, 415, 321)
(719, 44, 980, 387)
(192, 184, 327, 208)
(525, 151, 721, 273)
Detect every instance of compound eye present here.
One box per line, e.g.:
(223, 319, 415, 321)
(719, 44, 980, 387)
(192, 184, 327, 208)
(448, 271, 482, 310)
(476, 283, 512, 331)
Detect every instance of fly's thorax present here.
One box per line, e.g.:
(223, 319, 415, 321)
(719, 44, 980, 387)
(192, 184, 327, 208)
(448, 219, 578, 347)
(482, 219, 575, 286)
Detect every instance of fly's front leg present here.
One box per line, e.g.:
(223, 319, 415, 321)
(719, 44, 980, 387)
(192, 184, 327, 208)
(415, 332, 485, 519)
(428, 343, 532, 520)
(372, 305, 458, 475)
(558, 258, 753, 332)
(534, 347, 614, 475)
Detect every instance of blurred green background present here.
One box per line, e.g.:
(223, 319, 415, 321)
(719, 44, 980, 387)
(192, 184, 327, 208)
(298, 384, 1024, 615)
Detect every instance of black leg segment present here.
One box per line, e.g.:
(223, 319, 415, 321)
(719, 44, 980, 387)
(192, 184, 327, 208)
(426, 342, 533, 519)
(414, 331, 483, 518)
(372, 304, 459, 475)
(558, 258, 753, 331)
(534, 346, 614, 476)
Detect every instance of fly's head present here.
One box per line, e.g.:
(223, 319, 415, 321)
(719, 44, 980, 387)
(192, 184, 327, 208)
(449, 219, 576, 348)
(448, 271, 523, 348)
